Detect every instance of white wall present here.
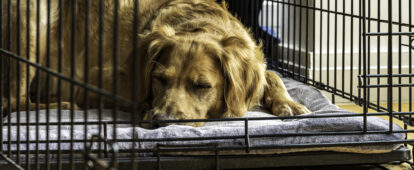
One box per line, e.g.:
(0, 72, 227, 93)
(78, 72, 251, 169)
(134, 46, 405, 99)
(261, 0, 414, 104)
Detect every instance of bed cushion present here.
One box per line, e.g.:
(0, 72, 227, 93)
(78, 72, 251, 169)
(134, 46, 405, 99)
(2, 71, 404, 155)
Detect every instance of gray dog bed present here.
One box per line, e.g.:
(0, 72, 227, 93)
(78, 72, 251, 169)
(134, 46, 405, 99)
(2, 72, 404, 156)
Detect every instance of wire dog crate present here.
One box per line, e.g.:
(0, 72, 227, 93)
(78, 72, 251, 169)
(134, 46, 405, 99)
(0, 0, 413, 169)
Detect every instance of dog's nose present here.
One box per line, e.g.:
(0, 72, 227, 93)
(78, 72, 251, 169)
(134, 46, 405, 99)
(152, 114, 162, 120)
(151, 114, 169, 128)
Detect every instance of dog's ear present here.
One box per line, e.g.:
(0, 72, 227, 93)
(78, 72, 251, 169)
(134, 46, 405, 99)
(219, 36, 266, 117)
(135, 26, 176, 107)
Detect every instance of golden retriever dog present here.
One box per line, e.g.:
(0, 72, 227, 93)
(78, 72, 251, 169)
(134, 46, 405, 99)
(136, 0, 310, 127)
(2, 0, 309, 127)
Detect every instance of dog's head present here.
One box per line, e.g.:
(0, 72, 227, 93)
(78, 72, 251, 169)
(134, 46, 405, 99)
(138, 25, 265, 128)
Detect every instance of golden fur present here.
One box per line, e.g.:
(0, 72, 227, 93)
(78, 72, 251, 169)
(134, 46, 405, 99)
(2, 0, 309, 127)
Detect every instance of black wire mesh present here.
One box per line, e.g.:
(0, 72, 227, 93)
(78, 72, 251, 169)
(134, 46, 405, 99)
(0, 0, 412, 169)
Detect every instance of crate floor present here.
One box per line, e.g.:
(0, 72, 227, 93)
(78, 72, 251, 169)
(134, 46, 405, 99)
(0, 147, 409, 169)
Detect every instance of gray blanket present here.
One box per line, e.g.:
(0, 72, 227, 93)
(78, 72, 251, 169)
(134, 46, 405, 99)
(2, 72, 404, 155)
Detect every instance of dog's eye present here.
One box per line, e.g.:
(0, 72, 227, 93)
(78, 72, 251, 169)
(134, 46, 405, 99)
(153, 75, 167, 85)
(194, 84, 212, 89)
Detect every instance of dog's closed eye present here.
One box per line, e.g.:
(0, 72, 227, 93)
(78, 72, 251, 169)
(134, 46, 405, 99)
(193, 83, 212, 90)
(192, 77, 213, 91)
(153, 75, 167, 85)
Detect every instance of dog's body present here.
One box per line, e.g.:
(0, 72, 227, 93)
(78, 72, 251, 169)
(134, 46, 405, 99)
(2, 0, 164, 110)
(2, 0, 309, 126)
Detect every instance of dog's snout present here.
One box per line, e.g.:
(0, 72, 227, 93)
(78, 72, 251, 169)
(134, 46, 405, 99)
(152, 113, 176, 121)
(152, 114, 162, 121)
(151, 114, 164, 128)
(150, 113, 176, 128)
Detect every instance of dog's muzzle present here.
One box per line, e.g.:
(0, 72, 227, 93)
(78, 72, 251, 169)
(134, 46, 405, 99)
(143, 110, 177, 129)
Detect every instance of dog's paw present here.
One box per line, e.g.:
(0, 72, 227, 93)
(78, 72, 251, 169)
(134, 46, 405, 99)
(287, 101, 311, 115)
(57, 102, 81, 110)
(1, 98, 19, 115)
(1, 99, 10, 115)
(265, 97, 310, 117)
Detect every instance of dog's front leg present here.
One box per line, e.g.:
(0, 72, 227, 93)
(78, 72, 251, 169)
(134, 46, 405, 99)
(263, 71, 310, 116)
